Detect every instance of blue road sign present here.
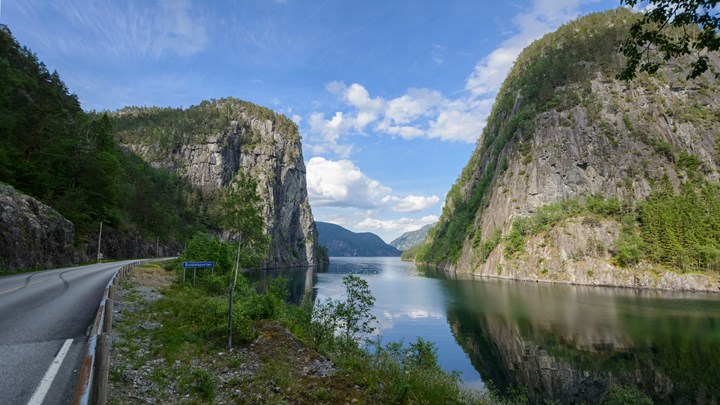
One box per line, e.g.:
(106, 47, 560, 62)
(182, 261, 214, 269)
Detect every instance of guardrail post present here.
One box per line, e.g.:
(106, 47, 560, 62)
(109, 285, 116, 301)
(103, 299, 113, 334)
(92, 334, 110, 405)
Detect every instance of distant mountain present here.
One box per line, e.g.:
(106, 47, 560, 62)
(316, 222, 401, 257)
(390, 223, 435, 251)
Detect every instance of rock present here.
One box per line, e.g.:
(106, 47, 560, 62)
(0, 185, 77, 271)
(119, 99, 323, 268)
(425, 9, 720, 293)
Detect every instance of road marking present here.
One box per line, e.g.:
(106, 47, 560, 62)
(0, 278, 52, 296)
(27, 339, 74, 405)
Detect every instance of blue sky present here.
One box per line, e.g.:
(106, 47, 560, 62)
(1, 0, 621, 242)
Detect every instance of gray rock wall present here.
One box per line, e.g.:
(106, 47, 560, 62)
(123, 111, 320, 268)
(0, 185, 77, 271)
(448, 70, 720, 292)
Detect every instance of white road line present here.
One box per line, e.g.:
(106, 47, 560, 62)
(27, 339, 74, 405)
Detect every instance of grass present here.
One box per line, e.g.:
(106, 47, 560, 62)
(109, 264, 528, 404)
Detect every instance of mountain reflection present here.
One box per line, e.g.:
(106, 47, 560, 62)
(431, 269, 720, 404)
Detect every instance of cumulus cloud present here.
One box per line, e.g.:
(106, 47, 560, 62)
(305, 0, 601, 156)
(307, 82, 485, 150)
(306, 157, 391, 208)
(382, 195, 440, 213)
(357, 215, 438, 233)
(307, 157, 441, 214)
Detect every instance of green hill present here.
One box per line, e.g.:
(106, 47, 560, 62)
(316, 222, 401, 257)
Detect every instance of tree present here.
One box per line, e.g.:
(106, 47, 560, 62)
(220, 171, 270, 268)
(619, 0, 720, 80)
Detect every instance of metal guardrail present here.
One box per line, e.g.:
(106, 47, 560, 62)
(71, 259, 172, 405)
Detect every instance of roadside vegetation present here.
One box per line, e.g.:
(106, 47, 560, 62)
(110, 249, 482, 404)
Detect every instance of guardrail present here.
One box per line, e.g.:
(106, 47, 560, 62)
(71, 259, 171, 405)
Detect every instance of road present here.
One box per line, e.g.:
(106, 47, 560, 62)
(0, 260, 144, 405)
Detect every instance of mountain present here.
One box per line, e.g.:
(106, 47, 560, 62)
(390, 223, 435, 251)
(0, 26, 322, 271)
(112, 99, 323, 268)
(411, 9, 720, 292)
(316, 222, 401, 257)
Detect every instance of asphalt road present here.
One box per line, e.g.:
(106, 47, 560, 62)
(0, 260, 143, 405)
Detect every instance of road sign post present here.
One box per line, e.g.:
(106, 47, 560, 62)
(181, 262, 215, 285)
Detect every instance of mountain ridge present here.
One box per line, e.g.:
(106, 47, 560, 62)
(316, 222, 401, 257)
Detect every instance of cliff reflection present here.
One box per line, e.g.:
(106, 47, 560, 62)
(429, 269, 720, 404)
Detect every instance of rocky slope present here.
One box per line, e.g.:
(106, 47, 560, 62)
(0, 185, 77, 271)
(114, 99, 322, 268)
(316, 222, 401, 257)
(417, 9, 720, 292)
(390, 223, 435, 251)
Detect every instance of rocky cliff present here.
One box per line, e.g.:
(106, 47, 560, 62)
(114, 99, 322, 268)
(417, 9, 720, 292)
(0, 185, 77, 271)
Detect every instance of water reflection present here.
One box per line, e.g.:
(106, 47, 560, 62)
(427, 268, 720, 404)
(248, 259, 720, 403)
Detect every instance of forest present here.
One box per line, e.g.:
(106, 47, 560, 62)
(0, 25, 209, 244)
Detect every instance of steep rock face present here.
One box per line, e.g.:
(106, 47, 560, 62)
(422, 9, 720, 291)
(0, 185, 76, 270)
(116, 99, 321, 268)
(390, 223, 435, 251)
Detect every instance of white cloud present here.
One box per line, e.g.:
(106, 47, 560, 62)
(357, 215, 438, 233)
(304, 0, 603, 155)
(382, 195, 440, 213)
(306, 157, 391, 208)
(306, 83, 484, 150)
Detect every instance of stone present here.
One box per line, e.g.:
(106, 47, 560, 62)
(0, 185, 77, 271)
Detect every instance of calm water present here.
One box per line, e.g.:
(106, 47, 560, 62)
(267, 257, 720, 404)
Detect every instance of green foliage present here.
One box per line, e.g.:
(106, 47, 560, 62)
(281, 276, 475, 404)
(602, 384, 653, 405)
(220, 172, 270, 268)
(113, 97, 300, 153)
(0, 26, 210, 243)
(619, 0, 720, 80)
(613, 233, 644, 267)
(180, 233, 234, 273)
(476, 229, 502, 263)
(499, 182, 720, 273)
(418, 9, 636, 266)
(179, 369, 217, 401)
(503, 197, 623, 258)
(311, 275, 377, 348)
(676, 151, 702, 173)
(639, 181, 720, 271)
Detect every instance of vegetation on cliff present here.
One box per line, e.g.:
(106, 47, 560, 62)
(113, 97, 300, 156)
(413, 8, 720, 280)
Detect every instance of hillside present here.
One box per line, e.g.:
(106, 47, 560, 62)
(316, 222, 401, 257)
(412, 9, 720, 292)
(390, 223, 435, 251)
(0, 26, 323, 271)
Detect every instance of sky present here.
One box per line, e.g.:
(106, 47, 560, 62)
(1, 0, 622, 242)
